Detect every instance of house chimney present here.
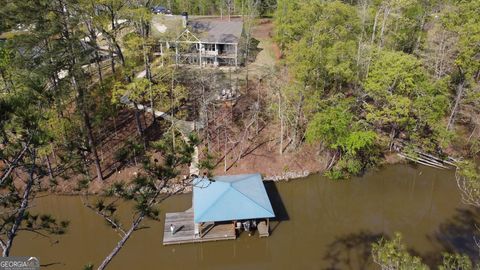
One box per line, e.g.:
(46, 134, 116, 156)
(181, 12, 188, 28)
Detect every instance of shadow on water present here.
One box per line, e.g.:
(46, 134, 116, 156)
(423, 208, 480, 266)
(321, 208, 480, 270)
(264, 181, 289, 234)
(322, 230, 384, 270)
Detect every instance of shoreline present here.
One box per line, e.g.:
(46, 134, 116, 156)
(39, 152, 414, 197)
(41, 170, 315, 196)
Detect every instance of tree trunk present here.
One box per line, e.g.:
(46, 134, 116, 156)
(95, 53, 103, 84)
(3, 151, 36, 257)
(371, 9, 380, 44)
(133, 103, 144, 137)
(59, 0, 103, 182)
(413, 13, 426, 53)
(141, 22, 155, 125)
(110, 46, 116, 74)
(278, 93, 284, 155)
(45, 156, 54, 181)
(0, 140, 30, 186)
(83, 111, 104, 181)
(97, 216, 144, 270)
(224, 127, 227, 172)
(114, 42, 125, 67)
(379, 6, 390, 48)
(291, 91, 304, 148)
(434, 30, 447, 79)
(86, 20, 104, 84)
(447, 81, 465, 131)
(94, 186, 164, 270)
(389, 128, 396, 151)
(0, 69, 12, 93)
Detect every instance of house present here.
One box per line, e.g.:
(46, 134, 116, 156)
(152, 14, 244, 67)
(163, 173, 275, 245)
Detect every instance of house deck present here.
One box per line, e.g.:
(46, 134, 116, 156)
(163, 209, 236, 245)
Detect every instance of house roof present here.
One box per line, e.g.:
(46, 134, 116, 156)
(152, 15, 243, 43)
(193, 174, 275, 223)
(189, 20, 243, 43)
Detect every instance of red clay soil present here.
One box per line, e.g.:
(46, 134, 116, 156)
(44, 109, 188, 194)
(201, 80, 327, 180)
(198, 20, 324, 179)
(209, 138, 326, 179)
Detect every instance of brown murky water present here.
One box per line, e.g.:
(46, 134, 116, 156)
(11, 164, 479, 269)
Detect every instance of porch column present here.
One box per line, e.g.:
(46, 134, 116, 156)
(235, 44, 238, 67)
(215, 43, 218, 66)
(199, 42, 202, 67)
(199, 223, 204, 238)
(175, 44, 178, 65)
(194, 222, 200, 237)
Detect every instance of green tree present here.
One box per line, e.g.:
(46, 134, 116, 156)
(372, 232, 475, 270)
(89, 0, 129, 74)
(83, 131, 196, 270)
(371, 232, 429, 270)
(283, 1, 361, 93)
(439, 253, 473, 270)
(340, 130, 377, 156)
(274, 1, 363, 150)
(443, 0, 480, 132)
(112, 78, 151, 139)
(306, 101, 378, 179)
(0, 44, 13, 92)
(0, 48, 69, 257)
(368, 0, 427, 52)
(306, 104, 353, 148)
(364, 49, 449, 149)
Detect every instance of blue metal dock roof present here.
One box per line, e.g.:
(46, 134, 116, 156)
(193, 174, 275, 223)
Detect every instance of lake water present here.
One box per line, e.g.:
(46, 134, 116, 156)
(12, 164, 479, 269)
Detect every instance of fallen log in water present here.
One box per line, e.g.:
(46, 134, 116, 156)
(393, 139, 459, 170)
(417, 153, 452, 168)
(397, 153, 450, 170)
(417, 151, 446, 163)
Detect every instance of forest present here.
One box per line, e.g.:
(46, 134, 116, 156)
(275, 0, 479, 179)
(0, 0, 480, 269)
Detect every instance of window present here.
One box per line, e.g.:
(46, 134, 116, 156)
(204, 44, 216, 51)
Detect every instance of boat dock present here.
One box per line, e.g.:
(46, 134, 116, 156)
(163, 174, 275, 245)
(163, 209, 236, 245)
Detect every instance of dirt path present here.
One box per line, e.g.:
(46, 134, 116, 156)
(249, 23, 276, 71)
(242, 19, 278, 81)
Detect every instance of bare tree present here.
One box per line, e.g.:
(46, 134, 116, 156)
(455, 161, 480, 207)
(243, 0, 260, 89)
(447, 79, 465, 131)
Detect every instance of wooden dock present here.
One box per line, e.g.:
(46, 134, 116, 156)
(163, 209, 236, 245)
